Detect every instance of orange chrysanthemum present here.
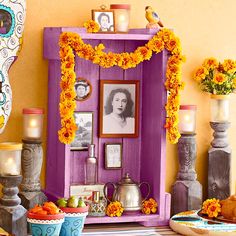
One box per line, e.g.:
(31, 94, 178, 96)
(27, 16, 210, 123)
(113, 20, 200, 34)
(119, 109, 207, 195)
(142, 198, 158, 215)
(201, 198, 221, 218)
(106, 201, 124, 217)
(213, 73, 227, 85)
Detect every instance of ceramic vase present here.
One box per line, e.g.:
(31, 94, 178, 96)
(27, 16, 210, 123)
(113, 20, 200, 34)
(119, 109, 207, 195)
(210, 94, 230, 122)
(59, 206, 89, 236)
(27, 212, 65, 236)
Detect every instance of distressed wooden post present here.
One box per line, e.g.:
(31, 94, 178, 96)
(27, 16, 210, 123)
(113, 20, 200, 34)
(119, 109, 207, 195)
(0, 175, 27, 236)
(172, 134, 202, 215)
(19, 140, 47, 210)
(208, 122, 231, 199)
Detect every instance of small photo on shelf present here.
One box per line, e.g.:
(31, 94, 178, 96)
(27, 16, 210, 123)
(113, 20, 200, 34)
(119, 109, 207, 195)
(70, 112, 93, 151)
(92, 9, 115, 33)
(105, 143, 122, 169)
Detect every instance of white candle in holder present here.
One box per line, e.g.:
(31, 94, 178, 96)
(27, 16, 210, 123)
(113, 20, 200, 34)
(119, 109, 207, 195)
(0, 142, 22, 176)
(110, 4, 130, 33)
(23, 108, 44, 140)
(179, 105, 197, 134)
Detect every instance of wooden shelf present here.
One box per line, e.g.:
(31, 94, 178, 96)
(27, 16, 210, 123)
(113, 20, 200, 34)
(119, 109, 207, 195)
(85, 213, 160, 224)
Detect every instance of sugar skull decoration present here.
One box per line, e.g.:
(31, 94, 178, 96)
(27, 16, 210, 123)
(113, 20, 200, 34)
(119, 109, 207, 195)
(0, 0, 26, 132)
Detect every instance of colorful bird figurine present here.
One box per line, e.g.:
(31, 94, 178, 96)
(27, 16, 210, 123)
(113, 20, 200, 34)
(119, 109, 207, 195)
(145, 6, 164, 29)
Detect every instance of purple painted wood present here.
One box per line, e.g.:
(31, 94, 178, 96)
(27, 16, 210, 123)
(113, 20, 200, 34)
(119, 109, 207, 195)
(98, 40, 124, 184)
(141, 51, 168, 219)
(122, 41, 144, 182)
(70, 40, 100, 184)
(85, 213, 160, 224)
(43, 27, 170, 225)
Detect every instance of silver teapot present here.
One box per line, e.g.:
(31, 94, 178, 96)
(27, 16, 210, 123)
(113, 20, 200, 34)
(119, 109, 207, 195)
(103, 173, 150, 211)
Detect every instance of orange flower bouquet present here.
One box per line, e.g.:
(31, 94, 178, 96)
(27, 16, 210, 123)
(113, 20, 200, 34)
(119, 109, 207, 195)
(142, 198, 158, 215)
(201, 198, 221, 218)
(106, 201, 124, 217)
(193, 58, 236, 95)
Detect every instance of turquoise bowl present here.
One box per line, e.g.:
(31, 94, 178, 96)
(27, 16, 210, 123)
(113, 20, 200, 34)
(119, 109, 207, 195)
(60, 207, 88, 236)
(27, 212, 65, 236)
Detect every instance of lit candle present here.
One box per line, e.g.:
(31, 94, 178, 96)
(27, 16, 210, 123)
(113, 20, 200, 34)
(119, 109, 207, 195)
(110, 4, 130, 33)
(0, 142, 22, 176)
(179, 105, 197, 134)
(23, 108, 44, 140)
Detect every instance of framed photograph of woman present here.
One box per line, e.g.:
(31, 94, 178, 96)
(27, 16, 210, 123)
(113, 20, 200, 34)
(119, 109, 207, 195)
(70, 112, 93, 150)
(75, 78, 92, 101)
(92, 10, 115, 33)
(105, 143, 122, 169)
(99, 80, 139, 138)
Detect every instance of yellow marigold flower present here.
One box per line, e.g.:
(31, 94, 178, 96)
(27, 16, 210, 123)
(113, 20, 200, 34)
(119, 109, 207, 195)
(106, 201, 124, 217)
(135, 46, 152, 61)
(193, 66, 209, 82)
(59, 100, 76, 119)
(165, 37, 180, 54)
(222, 59, 236, 73)
(60, 88, 77, 101)
(58, 125, 76, 144)
(213, 73, 227, 85)
(202, 198, 221, 218)
(203, 58, 218, 70)
(142, 198, 158, 215)
(157, 28, 175, 43)
(84, 20, 100, 33)
(146, 37, 164, 53)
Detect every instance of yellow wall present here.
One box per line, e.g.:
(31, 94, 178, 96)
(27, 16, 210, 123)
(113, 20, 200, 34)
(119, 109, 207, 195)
(1, 0, 236, 198)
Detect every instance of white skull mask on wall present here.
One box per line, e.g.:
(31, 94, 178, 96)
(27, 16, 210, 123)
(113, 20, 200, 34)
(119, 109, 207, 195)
(0, 0, 26, 132)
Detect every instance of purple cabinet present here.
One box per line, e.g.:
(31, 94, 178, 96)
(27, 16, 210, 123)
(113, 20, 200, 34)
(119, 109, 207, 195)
(43, 27, 170, 226)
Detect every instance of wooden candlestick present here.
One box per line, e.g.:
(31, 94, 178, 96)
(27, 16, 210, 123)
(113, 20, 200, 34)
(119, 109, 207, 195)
(0, 175, 27, 236)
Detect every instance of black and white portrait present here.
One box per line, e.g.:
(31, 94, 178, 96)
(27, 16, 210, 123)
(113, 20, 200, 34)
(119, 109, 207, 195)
(70, 112, 93, 150)
(75, 78, 92, 101)
(99, 80, 139, 138)
(92, 10, 115, 32)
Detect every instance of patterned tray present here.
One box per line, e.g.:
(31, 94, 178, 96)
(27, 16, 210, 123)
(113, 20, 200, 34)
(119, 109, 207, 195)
(170, 210, 236, 236)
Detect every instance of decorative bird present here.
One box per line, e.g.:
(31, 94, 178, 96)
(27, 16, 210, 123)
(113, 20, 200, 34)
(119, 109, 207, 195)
(145, 6, 164, 29)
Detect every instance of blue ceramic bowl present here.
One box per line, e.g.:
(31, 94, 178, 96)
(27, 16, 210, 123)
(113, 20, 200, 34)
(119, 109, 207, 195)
(27, 212, 65, 236)
(59, 207, 88, 236)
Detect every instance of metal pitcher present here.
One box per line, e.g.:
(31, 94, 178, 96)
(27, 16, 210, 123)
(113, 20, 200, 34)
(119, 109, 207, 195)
(103, 173, 150, 211)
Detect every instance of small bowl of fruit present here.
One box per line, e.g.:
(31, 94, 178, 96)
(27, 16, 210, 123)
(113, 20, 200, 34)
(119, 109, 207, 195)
(27, 202, 65, 236)
(57, 196, 89, 236)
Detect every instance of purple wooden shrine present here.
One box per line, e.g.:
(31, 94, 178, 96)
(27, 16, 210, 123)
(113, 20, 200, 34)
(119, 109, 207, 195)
(43, 27, 170, 226)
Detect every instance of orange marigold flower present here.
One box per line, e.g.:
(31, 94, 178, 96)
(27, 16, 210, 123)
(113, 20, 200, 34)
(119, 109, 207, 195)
(165, 37, 181, 54)
(142, 198, 158, 215)
(106, 201, 124, 217)
(193, 66, 209, 82)
(157, 28, 175, 43)
(213, 73, 227, 85)
(84, 20, 100, 33)
(222, 59, 236, 73)
(135, 46, 152, 61)
(203, 58, 218, 70)
(202, 198, 221, 218)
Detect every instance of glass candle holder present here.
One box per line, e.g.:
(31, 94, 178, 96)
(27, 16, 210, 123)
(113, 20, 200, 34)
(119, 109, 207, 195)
(179, 105, 197, 134)
(23, 108, 44, 141)
(210, 94, 229, 122)
(0, 142, 22, 176)
(110, 4, 130, 33)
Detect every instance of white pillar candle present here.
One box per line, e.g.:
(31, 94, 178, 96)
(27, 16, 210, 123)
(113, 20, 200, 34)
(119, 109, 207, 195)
(179, 105, 197, 134)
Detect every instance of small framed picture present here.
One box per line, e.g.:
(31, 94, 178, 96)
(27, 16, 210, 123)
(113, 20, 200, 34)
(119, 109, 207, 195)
(99, 80, 139, 138)
(105, 143, 122, 169)
(75, 78, 92, 101)
(92, 10, 115, 33)
(70, 112, 93, 151)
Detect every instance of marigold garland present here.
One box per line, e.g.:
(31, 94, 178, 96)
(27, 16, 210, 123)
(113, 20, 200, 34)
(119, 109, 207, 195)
(201, 198, 221, 218)
(59, 28, 185, 144)
(83, 20, 100, 33)
(142, 198, 158, 214)
(106, 201, 124, 217)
